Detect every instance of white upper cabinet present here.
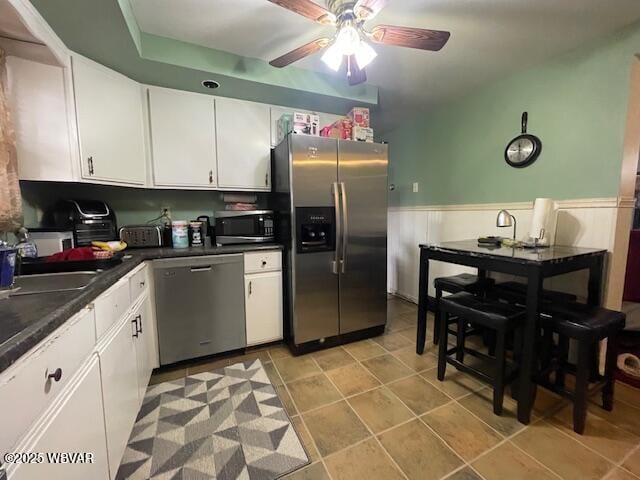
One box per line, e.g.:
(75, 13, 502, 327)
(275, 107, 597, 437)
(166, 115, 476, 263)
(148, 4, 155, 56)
(216, 97, 271, 191)
(6, 56, 77, 182)
(147, 86, 217, 188)
(72, 55, 146, 185)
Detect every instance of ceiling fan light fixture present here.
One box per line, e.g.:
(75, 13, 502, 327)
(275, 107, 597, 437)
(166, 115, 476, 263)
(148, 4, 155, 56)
(354, 40, 377, 69)
(321, 41, 344, 71)
(335, 24, 361, 55)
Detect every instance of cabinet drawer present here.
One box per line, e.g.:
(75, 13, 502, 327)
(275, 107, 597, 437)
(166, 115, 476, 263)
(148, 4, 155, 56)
(94, 278, 131, 340)
(129, 263, 149, 302)
(0, 307, 96, 454)
(244, 250, 281, 274)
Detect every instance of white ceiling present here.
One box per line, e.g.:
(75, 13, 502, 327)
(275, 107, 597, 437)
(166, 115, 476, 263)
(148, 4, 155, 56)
(130, 0, 640, 132)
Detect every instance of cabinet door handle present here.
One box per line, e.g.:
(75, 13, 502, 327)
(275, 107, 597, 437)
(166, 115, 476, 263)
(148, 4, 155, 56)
(137, 314, 143, 334)
(265, 172, 269, 186)
(261, 260, 267, 267)
(209, 170, 213, 184)
(249, 281, 252, 295)
(47, 368, 63, 383)
(87, 156, 94, 175)
(140, 280, 145, 287)
(132, 318, 139, 338)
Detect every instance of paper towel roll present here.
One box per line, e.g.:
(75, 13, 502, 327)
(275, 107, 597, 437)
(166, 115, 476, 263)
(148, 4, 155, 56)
(529, 198, 558, 246)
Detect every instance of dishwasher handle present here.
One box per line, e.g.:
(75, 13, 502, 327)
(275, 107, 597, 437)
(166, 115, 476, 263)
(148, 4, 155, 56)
(190, 266, 212, 272)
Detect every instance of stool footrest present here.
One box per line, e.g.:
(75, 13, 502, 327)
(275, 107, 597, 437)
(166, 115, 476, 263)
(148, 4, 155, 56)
(536, 376, 607, 403)
(445, 355, 518, 386)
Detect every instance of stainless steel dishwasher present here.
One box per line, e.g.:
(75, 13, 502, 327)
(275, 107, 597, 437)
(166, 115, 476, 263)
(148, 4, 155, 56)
(153, 254, 246, 365)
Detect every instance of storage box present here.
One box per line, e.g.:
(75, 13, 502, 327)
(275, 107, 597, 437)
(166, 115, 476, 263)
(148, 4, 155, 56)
(352, 126, 374, 143)
(321, 118, 353, 140)
(292, 112, 320, 136)
(348, 107, 370, 128)
(276, 114, 293, 144)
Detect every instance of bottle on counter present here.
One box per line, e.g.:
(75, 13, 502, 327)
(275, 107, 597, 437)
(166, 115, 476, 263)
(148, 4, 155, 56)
(14, 227, 37, 259)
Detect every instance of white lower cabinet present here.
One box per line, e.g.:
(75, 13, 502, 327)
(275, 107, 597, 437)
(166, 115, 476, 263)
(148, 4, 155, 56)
(97, 314, 141, 479)
(132, 294, 154, 402)
(8, 356, 110, 480)
(245, 271, 283, 346)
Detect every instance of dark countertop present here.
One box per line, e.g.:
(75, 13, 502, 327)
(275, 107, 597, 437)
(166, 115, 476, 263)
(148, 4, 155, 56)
(0, 243, 283, 374)
(421, 240, 607, 265)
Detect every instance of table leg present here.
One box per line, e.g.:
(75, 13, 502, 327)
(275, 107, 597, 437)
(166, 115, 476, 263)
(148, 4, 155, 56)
(517, 267, 542, 424)
(587, 254, 605, 379)
(587, 255, 604, 307)
(416, 249, 429, 355)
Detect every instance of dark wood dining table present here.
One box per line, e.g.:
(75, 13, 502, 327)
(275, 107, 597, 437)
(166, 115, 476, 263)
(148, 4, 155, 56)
(416, 240, 607, 424)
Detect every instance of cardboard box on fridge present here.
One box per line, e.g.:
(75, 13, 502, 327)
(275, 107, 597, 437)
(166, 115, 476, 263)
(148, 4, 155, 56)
(276, 114, 293, 144)
(352, 126, 374, 143)
(292, 112, 320, 136)
(321, 118, 353, 140)
(347, 107, 370, 128)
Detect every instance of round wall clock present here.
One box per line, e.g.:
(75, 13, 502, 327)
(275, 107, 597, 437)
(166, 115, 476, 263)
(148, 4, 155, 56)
(504, 112, 542, 168)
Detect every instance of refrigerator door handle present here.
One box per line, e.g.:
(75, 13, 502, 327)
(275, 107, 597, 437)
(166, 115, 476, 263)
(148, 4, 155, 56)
(340, 181, 348, 274)
(332, 181, 342, 275)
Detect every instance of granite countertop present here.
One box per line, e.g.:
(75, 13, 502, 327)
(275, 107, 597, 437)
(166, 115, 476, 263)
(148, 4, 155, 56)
(0, 243, 283, 374)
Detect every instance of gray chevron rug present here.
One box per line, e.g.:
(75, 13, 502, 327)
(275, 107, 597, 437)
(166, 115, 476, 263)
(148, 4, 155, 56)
(116, 359, 309, 480)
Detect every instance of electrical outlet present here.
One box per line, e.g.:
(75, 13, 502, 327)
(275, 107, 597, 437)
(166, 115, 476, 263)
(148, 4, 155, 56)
(413, 182, 419, 193)
(160, 206, 171, 219)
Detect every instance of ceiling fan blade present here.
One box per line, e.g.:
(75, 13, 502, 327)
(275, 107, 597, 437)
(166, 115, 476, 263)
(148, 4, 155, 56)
(369, 25, 450, 51)
(354, 0, 389, 20)
(267, 0, 335, 24)
(347, 55, 367, 86)
(270, 38, 331, 67)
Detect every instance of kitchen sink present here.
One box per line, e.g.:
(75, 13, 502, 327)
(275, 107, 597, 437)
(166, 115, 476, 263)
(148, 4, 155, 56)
(11, 271, 100, 296)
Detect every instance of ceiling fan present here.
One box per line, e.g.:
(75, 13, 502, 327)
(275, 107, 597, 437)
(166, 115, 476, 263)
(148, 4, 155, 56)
(267, 0, 451, 85)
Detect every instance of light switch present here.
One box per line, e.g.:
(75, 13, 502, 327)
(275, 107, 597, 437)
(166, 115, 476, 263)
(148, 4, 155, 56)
(413, 182, 419, 193)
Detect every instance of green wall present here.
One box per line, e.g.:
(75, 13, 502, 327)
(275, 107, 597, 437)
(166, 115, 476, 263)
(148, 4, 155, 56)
(386, 24, 640, 207)
(19, 181, 269, 229)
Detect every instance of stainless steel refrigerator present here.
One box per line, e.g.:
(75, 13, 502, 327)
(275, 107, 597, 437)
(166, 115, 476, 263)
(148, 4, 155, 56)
(274, 135, 388, 352)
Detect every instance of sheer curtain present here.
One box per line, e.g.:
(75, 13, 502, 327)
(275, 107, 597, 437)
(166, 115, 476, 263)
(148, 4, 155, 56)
(0, 48, 23, 233)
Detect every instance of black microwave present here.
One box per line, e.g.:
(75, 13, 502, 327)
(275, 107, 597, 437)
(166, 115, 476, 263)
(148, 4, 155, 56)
(214, 210, 275, 245)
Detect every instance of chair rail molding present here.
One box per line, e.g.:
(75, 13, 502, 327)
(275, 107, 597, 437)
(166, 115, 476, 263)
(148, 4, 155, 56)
(388, 197, 619, 213)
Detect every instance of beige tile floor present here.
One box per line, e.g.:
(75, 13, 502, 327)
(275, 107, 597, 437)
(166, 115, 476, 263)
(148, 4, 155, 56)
(149, 296, 640, 480)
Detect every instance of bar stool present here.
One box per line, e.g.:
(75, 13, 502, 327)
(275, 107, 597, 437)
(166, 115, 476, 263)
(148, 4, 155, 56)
(537, 303, 625, 434)
(433, 273, 495, 345)
(437, 292, 524, 414)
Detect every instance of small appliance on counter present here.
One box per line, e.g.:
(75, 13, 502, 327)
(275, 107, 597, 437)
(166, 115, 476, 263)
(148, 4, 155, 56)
(215, 210, 275, 245)
(29, 229, 74, 256)
(47, 200, 117, 247)
(196, 215, 215, 246)
(119, 225, 164, 248)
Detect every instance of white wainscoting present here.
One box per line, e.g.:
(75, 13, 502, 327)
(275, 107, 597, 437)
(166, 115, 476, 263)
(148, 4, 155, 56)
(387, 198, 621, 307)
